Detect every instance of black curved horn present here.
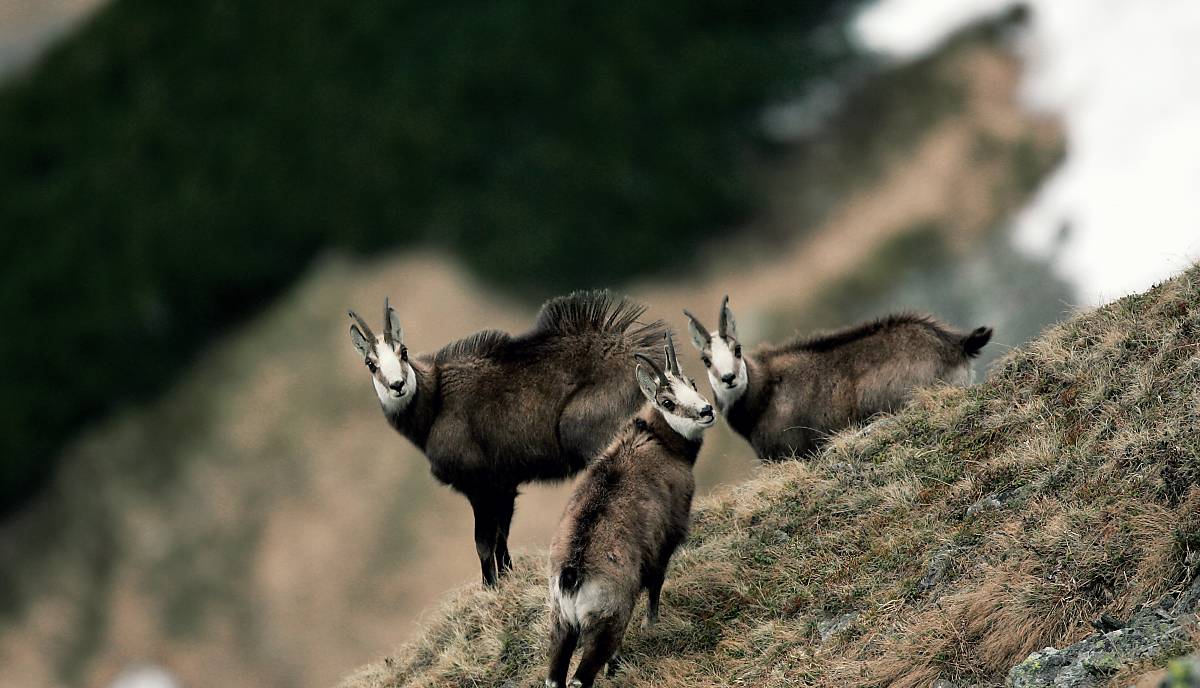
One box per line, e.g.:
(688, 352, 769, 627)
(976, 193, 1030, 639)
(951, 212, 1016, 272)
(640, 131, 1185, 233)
(665, 332, 680, 376)
(718, 295, 730, 338)
(634, 353, 668, 386)
(383, 297, 394, 346)
(348, 309, 376, 342)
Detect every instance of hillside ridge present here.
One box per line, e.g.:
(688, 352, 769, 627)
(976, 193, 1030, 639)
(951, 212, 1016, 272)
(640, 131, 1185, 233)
(341, 264, 1200, 688)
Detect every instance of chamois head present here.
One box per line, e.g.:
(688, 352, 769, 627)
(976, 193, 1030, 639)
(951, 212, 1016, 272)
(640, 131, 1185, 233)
(348, 298, 416, 411)
(684, 295, 747, 409)
(635, 334, 715, 441)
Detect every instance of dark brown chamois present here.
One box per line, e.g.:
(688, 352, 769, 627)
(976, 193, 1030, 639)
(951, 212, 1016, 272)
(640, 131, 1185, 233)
(684, 296, 992, 461)
(348, 291, 668, 587)
(546, 334, 714, 688)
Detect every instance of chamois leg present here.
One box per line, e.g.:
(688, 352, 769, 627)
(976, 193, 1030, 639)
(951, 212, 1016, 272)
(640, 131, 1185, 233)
(643, 568, 665, 628)
(571, 619, 626, 687)
(644, 541, 678, 628)
(494, 487, 518, 575)
(468, 493, 500, 587)
(546, 618, 578, 687)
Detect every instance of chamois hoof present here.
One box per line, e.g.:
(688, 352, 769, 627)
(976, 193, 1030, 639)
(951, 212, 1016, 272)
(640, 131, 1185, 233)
(567, 680, 584, 688)
(544, 680, 561, 688)
(606, 654, 624, 677)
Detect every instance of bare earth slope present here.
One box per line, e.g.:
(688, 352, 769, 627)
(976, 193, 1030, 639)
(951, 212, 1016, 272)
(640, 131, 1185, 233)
(342, 265, 1200, 688)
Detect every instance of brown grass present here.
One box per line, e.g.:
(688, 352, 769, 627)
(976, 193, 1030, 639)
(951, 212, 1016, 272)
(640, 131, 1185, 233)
(341, 265, 1200, 688)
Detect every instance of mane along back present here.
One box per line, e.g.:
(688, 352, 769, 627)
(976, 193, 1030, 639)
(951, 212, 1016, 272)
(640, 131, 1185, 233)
(433, 329, 512, 364)
(775, 313, 951, 354)
(533, 290, 668, 350)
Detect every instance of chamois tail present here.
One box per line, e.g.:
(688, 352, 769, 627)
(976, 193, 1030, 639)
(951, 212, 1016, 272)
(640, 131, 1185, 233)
(558, 565, 583, 595)
(961, 326, 993, 358)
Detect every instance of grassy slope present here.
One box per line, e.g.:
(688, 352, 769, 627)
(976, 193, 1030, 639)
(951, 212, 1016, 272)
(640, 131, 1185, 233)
(342, 265, 1200, 688)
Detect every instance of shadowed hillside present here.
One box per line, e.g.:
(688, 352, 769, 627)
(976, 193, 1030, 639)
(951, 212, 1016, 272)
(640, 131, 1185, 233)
(341, 265, 1200, 687)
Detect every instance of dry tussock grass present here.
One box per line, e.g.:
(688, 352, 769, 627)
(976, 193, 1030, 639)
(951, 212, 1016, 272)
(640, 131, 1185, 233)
(341, 266, 1200, 687)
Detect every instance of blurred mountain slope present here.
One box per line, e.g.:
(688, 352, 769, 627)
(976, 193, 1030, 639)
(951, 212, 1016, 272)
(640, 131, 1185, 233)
(0, 0, 856, 512)
(0, 0, 104, 76)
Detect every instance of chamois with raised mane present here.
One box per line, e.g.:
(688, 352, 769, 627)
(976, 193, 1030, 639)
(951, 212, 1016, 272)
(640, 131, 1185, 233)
(684, 296, 992, 461)
(348, 291, 668, 586)
(546, 334, 714, 688)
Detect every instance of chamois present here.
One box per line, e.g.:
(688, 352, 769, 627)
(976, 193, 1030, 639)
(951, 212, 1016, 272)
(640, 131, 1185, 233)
(348, 291, 668, 587)
(546, 334, 714, 688)
(684, 296, 992, 461)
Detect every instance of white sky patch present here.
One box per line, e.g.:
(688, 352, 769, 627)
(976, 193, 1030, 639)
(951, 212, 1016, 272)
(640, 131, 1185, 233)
(854, 0, 1200, 304)
(109, 664, 180, 688)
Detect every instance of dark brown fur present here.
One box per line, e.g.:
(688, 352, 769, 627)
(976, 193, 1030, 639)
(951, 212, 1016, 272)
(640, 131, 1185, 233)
(546, 407, 700, 687)
(380, 291, 668, 586)
(727, 314, 991, 461)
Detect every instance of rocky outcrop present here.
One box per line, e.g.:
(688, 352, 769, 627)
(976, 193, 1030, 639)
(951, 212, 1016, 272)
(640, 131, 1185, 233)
(1007, 577, 1200, 687)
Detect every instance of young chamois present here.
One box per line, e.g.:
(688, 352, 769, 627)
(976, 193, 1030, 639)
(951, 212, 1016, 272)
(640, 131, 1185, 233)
(348, 291, 668, 587)
(546, 334, 714, 688)
(684, 296, 992, 461)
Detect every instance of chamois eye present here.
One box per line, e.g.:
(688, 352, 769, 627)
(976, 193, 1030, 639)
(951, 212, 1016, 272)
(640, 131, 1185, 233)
(400, 346, 409, 361)
(734, 345, 742, 358)
(366, 360, 377, 373)
(661, 399, 675, 411)
(701, 356, 711, 368)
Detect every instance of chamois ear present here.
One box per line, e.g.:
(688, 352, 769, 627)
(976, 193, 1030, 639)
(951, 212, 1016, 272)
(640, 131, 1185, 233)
(683, 309, 710, 350)
(350, 324, 372, 358)
(635, 364, 659, 403)
(719, 295, 738, 340)
(383, 297, 404, 347)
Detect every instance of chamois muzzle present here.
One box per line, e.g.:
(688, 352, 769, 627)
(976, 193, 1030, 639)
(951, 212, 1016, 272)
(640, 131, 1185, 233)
(389, 380, 407, 396)
(720, 372, 736, 387)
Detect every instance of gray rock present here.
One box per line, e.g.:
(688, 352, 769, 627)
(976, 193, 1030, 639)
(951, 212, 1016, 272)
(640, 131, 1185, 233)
(920, 547, 959, 590)
(966, 495, 1003, 518)
(766, 529, 791, 545)
(967, 486, 1034, 519)
(817, 612, 858, 642)
(1007, 576, 1200, 687)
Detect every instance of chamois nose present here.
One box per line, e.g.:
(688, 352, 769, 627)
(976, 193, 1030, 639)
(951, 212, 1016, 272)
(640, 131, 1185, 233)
(389, 380, 405, 393)
(720, 372, 736, 385)
(700, 405, 714, 419)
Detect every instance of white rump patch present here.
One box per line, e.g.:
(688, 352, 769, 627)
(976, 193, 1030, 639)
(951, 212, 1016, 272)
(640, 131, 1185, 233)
(947, 362, 975, 387)
(551, 577, 612, 629)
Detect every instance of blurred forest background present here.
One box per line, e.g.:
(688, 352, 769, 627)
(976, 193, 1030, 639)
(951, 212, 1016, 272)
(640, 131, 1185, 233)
(2, 0, 1185, 686)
